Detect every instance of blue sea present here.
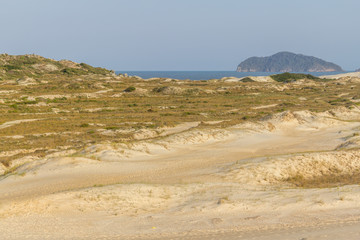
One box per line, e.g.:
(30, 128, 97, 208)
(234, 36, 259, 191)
(115, 71, 346, 81)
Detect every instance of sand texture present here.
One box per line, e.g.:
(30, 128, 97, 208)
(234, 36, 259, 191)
(2, 108, 360, 239)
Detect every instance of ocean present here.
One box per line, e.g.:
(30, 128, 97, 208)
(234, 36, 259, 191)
(115, 71, 346, 81)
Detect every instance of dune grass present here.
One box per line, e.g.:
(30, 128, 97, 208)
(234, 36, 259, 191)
(285, 172, 360, 188)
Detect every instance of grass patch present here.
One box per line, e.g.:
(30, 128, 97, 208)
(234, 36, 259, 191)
(285, 172, 360, 188)
(241, 77, 255, 82)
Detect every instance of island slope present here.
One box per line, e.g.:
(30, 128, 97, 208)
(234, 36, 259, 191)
(237, 52, 343, 72)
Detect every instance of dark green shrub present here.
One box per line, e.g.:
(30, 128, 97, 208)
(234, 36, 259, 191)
(270, 72, 319, 83)
(79, 63, 110, 75)
(124, 86, 136, 92)
(2, 65, 22, 71)
(241, 77, 255, 82)
(61, 68, 87, 75)
(152, 86, 167, 92)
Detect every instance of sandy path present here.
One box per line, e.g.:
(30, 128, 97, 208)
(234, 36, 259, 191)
(0, 118, 40, 130)
(1, 207, 359, 240)
(151, 221, 360, 240)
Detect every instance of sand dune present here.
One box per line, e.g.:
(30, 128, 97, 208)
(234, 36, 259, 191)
(2, 107, 360, 239)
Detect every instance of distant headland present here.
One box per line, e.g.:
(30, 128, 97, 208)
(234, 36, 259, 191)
(237, 52, 343, 72)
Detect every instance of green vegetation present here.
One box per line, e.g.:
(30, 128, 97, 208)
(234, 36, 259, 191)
(61, 68, 88, 75)
(270, 72, 319, 83)
(79, 63, 111, 75)
(2, 65, 22, 71)
(152, 86, 167, 93)
(241, 77, 255, 82)
(61, 64, 111, 76)
(124, 86, 136, 92)
(285, 172, 360, 188)
(0, 54, 112, 79)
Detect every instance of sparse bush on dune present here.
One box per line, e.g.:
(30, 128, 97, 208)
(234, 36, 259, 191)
(124, 86, 136, 92)
(270, 72, 320, 83)
(152, 86, 183, 95)
(241, 77, 255, 82)
(61, 68, 88, 75)
(0, 54, 113, 78)
(79, 63, 111, 75)
(2, 64, 22, 71)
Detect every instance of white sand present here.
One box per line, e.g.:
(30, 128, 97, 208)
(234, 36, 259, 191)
(2, 107, 360, 239)
(321, 71, 360, 79)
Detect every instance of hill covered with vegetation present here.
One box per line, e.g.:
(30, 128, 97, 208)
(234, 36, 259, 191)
(237, 52, 343, 72)
(0, 54, 113, 80)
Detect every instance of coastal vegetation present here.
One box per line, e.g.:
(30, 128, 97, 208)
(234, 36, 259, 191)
(0, 55, 358, 180)
(270, 72, 320, 83)
(0, 54, 112, 79)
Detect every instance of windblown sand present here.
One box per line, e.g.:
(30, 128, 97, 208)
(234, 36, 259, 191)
(2, 108, 360, 239)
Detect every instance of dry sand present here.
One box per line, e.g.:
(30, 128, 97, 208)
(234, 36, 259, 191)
(2, 108, 360, 239)
(320, 71, 360, 79)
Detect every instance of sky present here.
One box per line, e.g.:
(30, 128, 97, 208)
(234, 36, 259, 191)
(0, 0, 359, 71)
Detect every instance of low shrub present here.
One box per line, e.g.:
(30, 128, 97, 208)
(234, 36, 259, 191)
(271, 72, 319, 83)
(124, 86, 136, 92)
(241, 77, 255, 82)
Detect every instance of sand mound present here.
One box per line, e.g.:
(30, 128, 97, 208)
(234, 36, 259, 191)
(261, 110, 331, 125)
(235, 110, 343, 133)
(232, 120, 276, 134)
(336, 134, 360, 150)
(221, 77, 242, 82)
(248, 76, 275, 82)
(132, 129, 159, 140)
(153, 86, 183, 95)
(222, 76, 275, 83)
(159, 129, 231, 146)
(83, 128, 231, 161)
(326, 106, 360, 120)
(226, 150, 360, 186)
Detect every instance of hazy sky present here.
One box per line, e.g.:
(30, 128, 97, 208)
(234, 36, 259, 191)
(1, 0, 359, 71)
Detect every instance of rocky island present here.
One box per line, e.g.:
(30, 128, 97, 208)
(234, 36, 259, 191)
(237, 51, 343, 72)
